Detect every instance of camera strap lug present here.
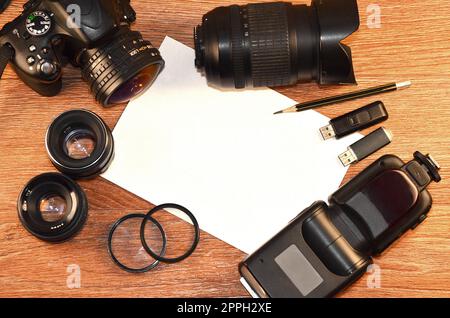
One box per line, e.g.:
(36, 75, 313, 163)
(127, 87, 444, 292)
(0, 0, 11, 13)
(0, 44, 13, 79)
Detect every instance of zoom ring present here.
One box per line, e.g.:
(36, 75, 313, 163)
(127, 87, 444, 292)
(230, 5, 246, 89)
(247, 3, 291, 87)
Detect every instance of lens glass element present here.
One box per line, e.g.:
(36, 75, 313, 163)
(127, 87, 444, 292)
(108, 214, 165, 273)
(64, 130, 96, 160)
(39, 194, 67, 222)
(108, 64, 160, 104)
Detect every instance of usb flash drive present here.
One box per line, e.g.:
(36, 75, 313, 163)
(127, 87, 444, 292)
(320, 101, 389, 140)
(339, 127, 393, 166)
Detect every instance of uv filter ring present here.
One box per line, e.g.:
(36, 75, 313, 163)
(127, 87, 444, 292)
(108, 213, 167, 273)
(140, 203, 200, 264)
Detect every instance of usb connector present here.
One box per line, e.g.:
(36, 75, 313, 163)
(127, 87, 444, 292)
(321, 101, 389, 140)
(339, 127, 393, 166)
(320, 125, 336, 140)
(339, 148, 358, 166)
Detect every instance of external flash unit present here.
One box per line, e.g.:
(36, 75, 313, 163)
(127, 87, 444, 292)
(239, 152, 441, 298)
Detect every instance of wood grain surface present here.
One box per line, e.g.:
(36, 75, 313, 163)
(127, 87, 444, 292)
(0, 0, 449, 298)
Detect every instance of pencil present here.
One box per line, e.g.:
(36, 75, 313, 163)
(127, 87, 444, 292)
(274, 81, 412, 115)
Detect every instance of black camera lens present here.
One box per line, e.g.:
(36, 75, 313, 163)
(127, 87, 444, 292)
(194, 0, 360, 89)
(80, 29, 164, 106)
(18, 173, 88, 242)
(46, 109, 114, 179)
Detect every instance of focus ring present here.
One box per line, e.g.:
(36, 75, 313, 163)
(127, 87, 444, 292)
(230, 5, 246, 89)
(247, 3, 291, 87)
(80, 30, 164, 105)
(81, 33, 148, 96)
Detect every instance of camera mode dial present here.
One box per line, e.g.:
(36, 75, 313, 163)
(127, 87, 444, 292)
(25, 11, 52, 36)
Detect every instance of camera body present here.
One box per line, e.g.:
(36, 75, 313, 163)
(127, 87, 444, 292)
(240, 152, 441, 298)
(0, 0, 164, 105)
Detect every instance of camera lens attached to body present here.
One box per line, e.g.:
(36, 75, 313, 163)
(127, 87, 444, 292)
(46, 109, 114, 179)
(18, 173, 88, 242)
(80, 29, 164, 106)
(194, 0, 360, 89)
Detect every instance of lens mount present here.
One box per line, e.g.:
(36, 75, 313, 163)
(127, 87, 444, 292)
(81, 29, 165, 106)
(17, 173, 88, 242)
(46, 109, 114, 179)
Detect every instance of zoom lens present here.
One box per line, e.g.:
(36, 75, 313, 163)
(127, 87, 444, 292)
(194, 0, 360, 89)
(46, 110, 114, 179)
(18, 173, 88, 242)
(81, 29, 164, 106)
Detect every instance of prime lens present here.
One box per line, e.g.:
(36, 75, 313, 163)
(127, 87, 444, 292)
(46, 109, 114, 179)
(80, 29, 164, 106)
(18, 173, 88, 242)
(194, 0, 360, 89)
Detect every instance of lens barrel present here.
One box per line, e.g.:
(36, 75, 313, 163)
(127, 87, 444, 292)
(18, 173, 88, 242)
(46, 109, 114, 179)
(80, 29, 164, 106)
(194, 0, 360, 89)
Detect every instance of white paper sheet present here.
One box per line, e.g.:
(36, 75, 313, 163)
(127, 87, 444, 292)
(102, 37, 360, 254)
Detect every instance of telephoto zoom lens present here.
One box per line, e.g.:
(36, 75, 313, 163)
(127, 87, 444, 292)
(46, 110, 114, 179)
(18, 173, 88, 242)
(194, 0, 360, 89)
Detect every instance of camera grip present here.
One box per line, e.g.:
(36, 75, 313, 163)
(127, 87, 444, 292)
(13, 60, 62, 96)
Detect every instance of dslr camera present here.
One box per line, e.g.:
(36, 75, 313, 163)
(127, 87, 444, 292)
(0, 0, 164, 106)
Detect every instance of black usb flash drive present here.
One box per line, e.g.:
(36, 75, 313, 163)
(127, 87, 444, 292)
(338, 127, 393, 166)
(320, 101, 389, 140)
(239, 152, 441, 298)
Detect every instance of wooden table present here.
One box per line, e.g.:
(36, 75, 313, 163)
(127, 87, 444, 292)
(0, 0, 449, 298)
